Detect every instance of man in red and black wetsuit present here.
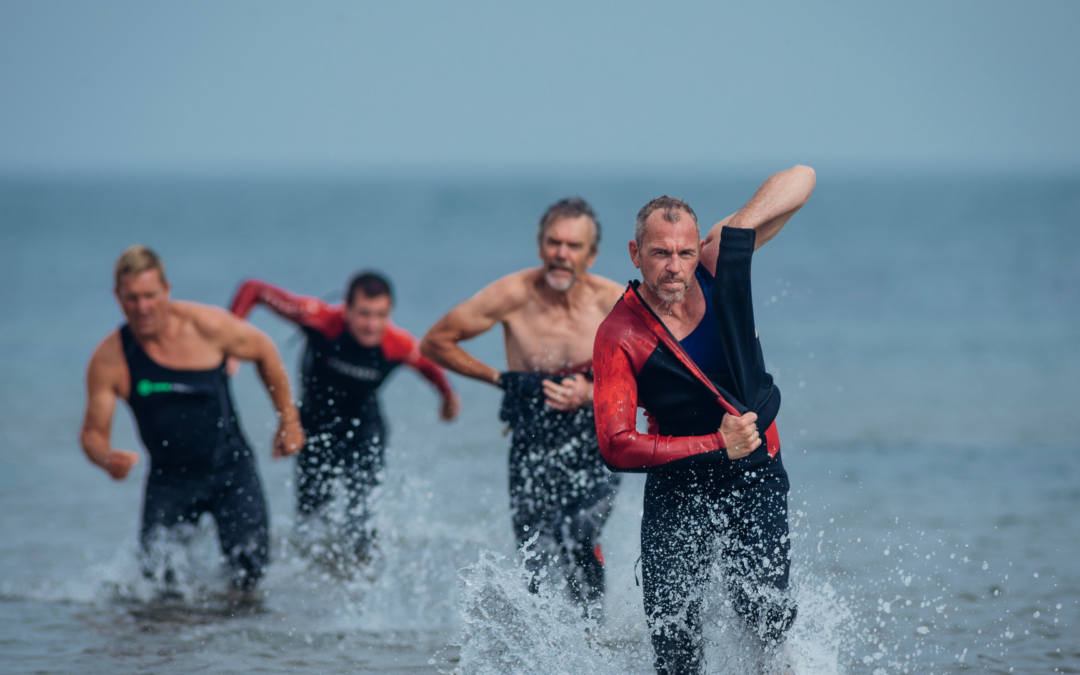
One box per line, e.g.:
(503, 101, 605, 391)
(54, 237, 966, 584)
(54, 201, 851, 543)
(230, 272, 459, 562)
(593, 166, 816, 674)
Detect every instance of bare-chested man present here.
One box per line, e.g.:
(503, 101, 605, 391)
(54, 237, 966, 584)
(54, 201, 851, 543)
(421, 197, 623, 611)
(80, 245, 305, 590)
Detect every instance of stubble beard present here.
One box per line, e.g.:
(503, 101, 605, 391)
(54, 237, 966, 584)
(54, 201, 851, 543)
(646, 274, 690, 306)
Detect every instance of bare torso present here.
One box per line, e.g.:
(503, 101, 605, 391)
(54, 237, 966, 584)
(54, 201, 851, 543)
(500, 269, 623, 374)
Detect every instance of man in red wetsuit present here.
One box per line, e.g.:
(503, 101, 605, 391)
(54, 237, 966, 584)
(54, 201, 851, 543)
(592, 167, 816, 674)
(230, 271, 459, 562)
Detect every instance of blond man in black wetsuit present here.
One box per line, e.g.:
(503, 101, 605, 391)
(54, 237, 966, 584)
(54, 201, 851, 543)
(79, 245, 304, 590)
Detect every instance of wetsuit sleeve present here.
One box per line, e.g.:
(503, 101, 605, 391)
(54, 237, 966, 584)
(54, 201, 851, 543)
(593, 324, 726, 473)
(381, 325, 455, 399)
(229, 279, 344, 339)
(712, 227, 781, 433)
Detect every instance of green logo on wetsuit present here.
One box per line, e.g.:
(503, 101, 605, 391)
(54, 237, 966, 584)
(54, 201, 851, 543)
(136, 379, 175, 396)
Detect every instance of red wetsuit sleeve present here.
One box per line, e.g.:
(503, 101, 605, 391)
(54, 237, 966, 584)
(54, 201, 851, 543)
(381, 325, 455, 399)
(229, 279, 344, 338)
(592, 319, 726, 472)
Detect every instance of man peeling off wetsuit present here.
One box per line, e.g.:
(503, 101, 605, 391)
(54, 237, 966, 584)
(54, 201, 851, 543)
(79, 246, 305, 590)
(593, 166, 816, 674)
(230, 272, 459, 562)
(421, 198, 623, 613)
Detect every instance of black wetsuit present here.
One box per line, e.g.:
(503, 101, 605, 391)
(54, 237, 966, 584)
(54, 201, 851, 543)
(498, 372, 621, 607)
(642, 263, 793, 674)
(594, 228, 795, 675)
(121, 325, 269, 590)
(296, 325, 399, 557)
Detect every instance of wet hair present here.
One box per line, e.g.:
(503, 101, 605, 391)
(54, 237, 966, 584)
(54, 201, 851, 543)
(114, 244, 167, 293)
(634, 196, 699, 245)
(346, 270, 393, 306)
(537, 197, 601, 251)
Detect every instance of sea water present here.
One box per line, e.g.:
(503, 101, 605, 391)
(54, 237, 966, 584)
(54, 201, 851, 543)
(0, 173, 1077, 674)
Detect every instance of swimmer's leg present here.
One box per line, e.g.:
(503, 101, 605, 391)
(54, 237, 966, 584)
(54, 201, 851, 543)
(721, 485, 796, 646)
(212, 459, 270, 590)
(566, 483, 618, 610)
(342, 438, 384, 561)
(139, 478, 205, 589)
(642, 492, 714, 675)
(295, 430, 336, 520)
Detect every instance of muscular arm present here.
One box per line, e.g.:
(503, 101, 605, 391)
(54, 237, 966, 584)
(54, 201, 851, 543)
(79, 334, 140, 480)
(700, 165, 816, 272)
(191, 305, 305, 457)
(420, 274, 528, 386)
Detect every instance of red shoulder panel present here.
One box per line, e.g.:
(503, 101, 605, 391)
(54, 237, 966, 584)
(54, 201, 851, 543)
(593, 289, 726, 471)
(382, 324, 455, 399)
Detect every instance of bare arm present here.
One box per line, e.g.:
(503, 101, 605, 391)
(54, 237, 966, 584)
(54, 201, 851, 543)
(192, 306, 305, 458)
(420, 274, 528, 386)
(700, 165, 816, 272)
(79, 334, 140, 480)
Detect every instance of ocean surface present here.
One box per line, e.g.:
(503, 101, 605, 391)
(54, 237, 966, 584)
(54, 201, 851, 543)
(1, 172, 1078, 674)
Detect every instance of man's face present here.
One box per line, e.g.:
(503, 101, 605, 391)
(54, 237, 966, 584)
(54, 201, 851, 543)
(344, 292, 392, 348)
(629, 212, 701, 304)
(538, 215, 598, 292)
(116, 270, 171, 338)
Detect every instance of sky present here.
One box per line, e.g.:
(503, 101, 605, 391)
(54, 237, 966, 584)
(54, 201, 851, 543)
(1, 0, 1078, 176)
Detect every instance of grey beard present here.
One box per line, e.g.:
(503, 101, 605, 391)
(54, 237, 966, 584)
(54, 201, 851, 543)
(544, 270, 575, 292)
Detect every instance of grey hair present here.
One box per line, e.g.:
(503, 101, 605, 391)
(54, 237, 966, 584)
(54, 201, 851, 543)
(634, 196, 699, 244)
(537, 196, 601, 252)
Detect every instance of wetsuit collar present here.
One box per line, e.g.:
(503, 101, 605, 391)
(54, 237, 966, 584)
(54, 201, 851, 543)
(620, 282, 741, 418)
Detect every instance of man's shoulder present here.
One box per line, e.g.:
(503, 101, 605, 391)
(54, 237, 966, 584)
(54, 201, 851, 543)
(596, 290, 639, 338)
(582, 273, 627, 307)
(87, 330, 127, 381)
(475, 268, 539, 313)
(173, 301, 232, 330)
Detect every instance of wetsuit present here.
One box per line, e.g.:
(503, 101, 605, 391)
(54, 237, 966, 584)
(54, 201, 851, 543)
(230, 280, 453, 558)
(120, 325, 269, 590)
(593, 228, 795, 674)
(498, 367, 621, 609)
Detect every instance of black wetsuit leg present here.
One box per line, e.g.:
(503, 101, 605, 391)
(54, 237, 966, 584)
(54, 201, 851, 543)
(642, 481, 795, 675)
(211, 457, 270, 589)
(140, 448, 269, 590)
(501, 372, 621, 607)
(296, 424, 385, 559)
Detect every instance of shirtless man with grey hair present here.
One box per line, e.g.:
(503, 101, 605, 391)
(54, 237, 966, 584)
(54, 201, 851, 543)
(421, 197, 623, 612)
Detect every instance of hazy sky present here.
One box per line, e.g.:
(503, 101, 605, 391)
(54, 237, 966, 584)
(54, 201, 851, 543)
(1, 0, 1078, 175)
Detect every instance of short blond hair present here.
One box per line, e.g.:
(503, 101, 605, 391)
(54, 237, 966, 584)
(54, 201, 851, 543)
(114, 245, 167, 293)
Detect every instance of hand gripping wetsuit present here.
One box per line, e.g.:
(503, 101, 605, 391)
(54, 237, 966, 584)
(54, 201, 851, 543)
(120, 325, 269, 590)
(498, 367, 621, 608)
(593, 228, 795, 675)
(231, 280, 453, 558)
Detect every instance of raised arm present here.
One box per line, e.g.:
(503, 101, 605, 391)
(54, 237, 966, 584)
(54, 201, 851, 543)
(79, 333, 141, 480)
(420, 273, 528, 386)
(700, 165, 816, 273)
(230, 279, 343, 337)
(191, 304, 305, 458)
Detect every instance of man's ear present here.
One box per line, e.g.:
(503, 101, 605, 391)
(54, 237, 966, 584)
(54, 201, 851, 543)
(628, 240, 641, 270)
